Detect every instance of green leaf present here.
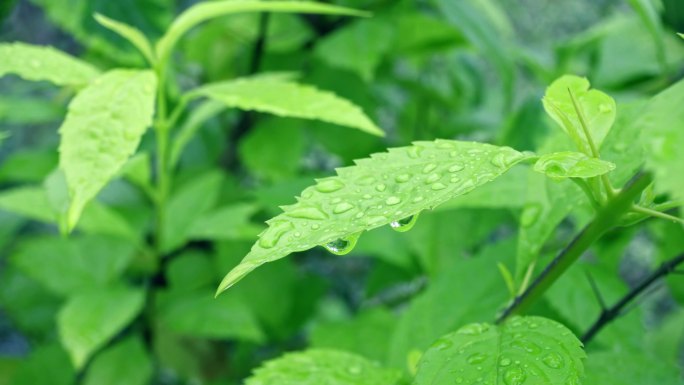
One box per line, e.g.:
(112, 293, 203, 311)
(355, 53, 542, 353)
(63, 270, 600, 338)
(157, 290, 263, 342)
(217, 140, 532, 293)
(534, 151, 615, 179)
(11, 235, 135, 297)
(94, 13, 155, 64)
(239, 118, 307, 180)
(627, 0, 666, 70)
(169, 100, 224, 167)
(584, 350, 682, 384)
(414, 316, 585, 385)
(161, 171, 223, 253)
(83, 337, 152, 385)
(189, 74, 383, 137)
(0, 42, 99, 87)
(155, 0, 369, 63)
(9, 344, 75, 385)
(0, 96, 65, 124)
(637, 78, 684, 202)
(58, 69, 157, 231)
(315, 19, 393, 81)
(244, 349, 402, 385)
(58, 286, 145, 369)
(542, 75, 616, 155)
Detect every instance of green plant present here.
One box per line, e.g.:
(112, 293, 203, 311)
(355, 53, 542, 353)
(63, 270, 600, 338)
(1, 1, 684, 384)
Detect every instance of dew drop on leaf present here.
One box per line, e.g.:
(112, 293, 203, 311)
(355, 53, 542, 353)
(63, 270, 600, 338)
(356, 175, 376, 185)
(375, 183, 387, 192)
(422, 163, 437, 173)
(503, 367, 526, 385)
(323, 232, 361, 255)
(457, 323, 490, 335)
(333, 202, 355, 214)
(425, 173, 441, 184)
(449, 163, 465, 173)
(316, 178, 345, 193)
(385, 196, 401, 206)
(286, 206, 328, 220)
(466, 353, 487, 365)
(500, 357, 512, 367)
(390, 213, 419, 232)
(431, 182, 447, 190)
(412, 196, 424, 203)
(541, 352, 564, 369)
(407, 146, 424, 159)
(258, 220, 294, 249)
(395, 173, 411, 183)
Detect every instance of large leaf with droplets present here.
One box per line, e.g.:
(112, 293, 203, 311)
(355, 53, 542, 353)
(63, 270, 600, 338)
(188, 75, 383, 136)
(542, 75, 616, 155)
(0, 42, 100, 87)
(58, 69, 156, 231)
(244, 349, 402, 385)
(156, 0, 368, 63)
(217, 140, 532, 293)
(414, 316, 585, 385)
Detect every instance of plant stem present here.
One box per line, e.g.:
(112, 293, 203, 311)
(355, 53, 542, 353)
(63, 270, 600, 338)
(571, 178, 602, 211)
(153, 64, 171, 256)
(497, 172, 653, 323)
(581, 253, 684, 343)
(631, 205, 684, 225)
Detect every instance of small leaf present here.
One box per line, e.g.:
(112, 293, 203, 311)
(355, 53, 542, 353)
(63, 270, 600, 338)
(534, 151, 615, 179)
(542, 75, 616, 154)
(156, 0, 369, 63)
(0, 42, 100, 87)
(217, 140, 532, 294)
(58, 286, 145, 369)
(94, 13, 156, 64)
(244, 349, 402, 385)
(188, 203, 262, 241)
(189, 74, 383, 136)
(414, 316, 585, 385)
(58, 69, 157, 231)
(83, 337, 152, 385)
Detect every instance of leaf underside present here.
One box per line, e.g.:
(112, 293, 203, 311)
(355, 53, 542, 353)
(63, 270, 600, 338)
(217, 139, 533, 293)
(414, 316, 585, 385)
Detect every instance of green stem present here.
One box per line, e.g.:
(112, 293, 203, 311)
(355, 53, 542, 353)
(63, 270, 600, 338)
(631, 205, 684, 225)
(497, 172, 653, 323)
(153, 64, 170, 256)
(571, 178, 602, 211)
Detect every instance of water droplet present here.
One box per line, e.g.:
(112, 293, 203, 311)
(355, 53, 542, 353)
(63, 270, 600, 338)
(375, 183, 386, 192)
(467, 353, 487, 365)
(433, 337, 453, 351)
(450, 177, 461, 183)
(316, 179, 344, 193)
(311, 224, 320, 230)
(521, 204, 542, 228)
(412, 196, 424, 203)
(362, 194, 372, 199)
(286, 206, 328, 220)
(599, 103, 613, 113)
(431, 182, 447, 190)
(511, 340, 541, 354)
(503, 367, 526, 385)
(500, 357, 512, 367)
(355, 212, 364, 219)
(356, 175, 376, 185)
(333, 202, 354, 214)
(449, 163, 465, 173)
(407, 146, 424, 159)
(258, 221, 293, 249)
(390, 213, 419, 232)
(458, 323, 490, 335)
(541, 352, 563, 369)
(301, 190, 314, 199)
(324, 232, 361, 255)
(331, 197, 342, 204)
(425, 173, 441, 184)
(386, 196, 401, 206)
(395, 173, 411, 183)
(455, 377, 463, 384)
(422, 163, 437, 173)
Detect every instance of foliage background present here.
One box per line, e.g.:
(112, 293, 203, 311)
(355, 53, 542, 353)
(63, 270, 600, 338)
(1, 0, 683, 384)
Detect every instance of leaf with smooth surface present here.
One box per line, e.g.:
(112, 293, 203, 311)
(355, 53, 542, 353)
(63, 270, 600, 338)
(414, 316, 585, 385)
(534, 151, 615, 179)
(58, 287, 145, 369)
(156, 0, 368, 62)
(542, 75, 616, 154)
(188, 203, 262, 241)
(217, 140, 532, 293)
(58, 69, 156, 231)
(585, 350, 681, 384)
(83, 337, 152, 385)
(189, 75, 383, 136)
(245, 349, 402, 385)
(0, 42, 99, 86)
(94, 13, 155, 64)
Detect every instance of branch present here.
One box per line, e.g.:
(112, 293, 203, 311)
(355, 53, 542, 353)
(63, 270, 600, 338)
(497, 172, 653, 323)
(581, 252, 684, 344)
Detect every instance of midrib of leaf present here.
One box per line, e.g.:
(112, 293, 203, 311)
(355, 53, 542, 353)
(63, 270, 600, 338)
(217, 140, 534, 293)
